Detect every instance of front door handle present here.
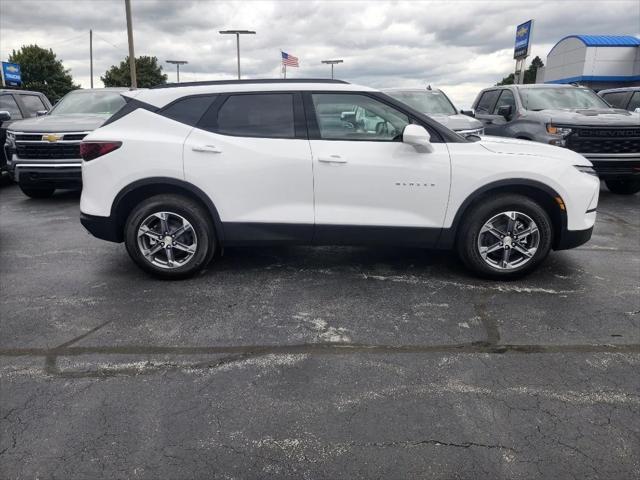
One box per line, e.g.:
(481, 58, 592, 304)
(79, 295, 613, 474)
(317, 155, 347, 164)
(192, 144, 222, 153)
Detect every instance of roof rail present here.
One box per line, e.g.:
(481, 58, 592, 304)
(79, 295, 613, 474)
(151, 78, 349, 89)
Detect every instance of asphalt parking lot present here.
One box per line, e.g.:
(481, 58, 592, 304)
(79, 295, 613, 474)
(0, 182, 638, 479)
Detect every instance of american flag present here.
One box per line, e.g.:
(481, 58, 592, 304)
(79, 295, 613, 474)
(281, 51, 299, 67)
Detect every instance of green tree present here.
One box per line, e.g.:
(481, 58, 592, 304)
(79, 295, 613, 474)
(8, 45, 79, 102)
(101, 56, 167, 88)
(497, 56, 544, 85)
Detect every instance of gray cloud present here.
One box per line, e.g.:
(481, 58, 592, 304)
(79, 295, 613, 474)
(1, 0, 639, 107)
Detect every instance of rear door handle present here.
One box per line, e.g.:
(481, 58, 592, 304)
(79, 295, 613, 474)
(192, 144, 222, 153)
(317, 155, 347, 164)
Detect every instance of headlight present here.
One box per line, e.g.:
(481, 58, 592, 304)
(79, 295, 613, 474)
(574, 165, 598, 177)
(5, 131, 15, 147)
(546, 124, 572, 137)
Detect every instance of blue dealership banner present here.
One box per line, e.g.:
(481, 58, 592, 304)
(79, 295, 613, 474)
(514, 20, 534, 59)
(1, 62, 22, 87)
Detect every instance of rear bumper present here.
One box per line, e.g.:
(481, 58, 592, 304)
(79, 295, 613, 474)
(11, 162, 82, 188)
(80, 213, 122, 243)
(554, 226, 593, 251)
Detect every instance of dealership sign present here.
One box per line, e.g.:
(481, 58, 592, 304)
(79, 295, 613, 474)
(514, 20, 534, 59)
(1, 62, 22, 87)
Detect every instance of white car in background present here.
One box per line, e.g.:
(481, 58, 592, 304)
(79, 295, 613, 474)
(384, 87, 484, 137)
(79, 79, 599, 280)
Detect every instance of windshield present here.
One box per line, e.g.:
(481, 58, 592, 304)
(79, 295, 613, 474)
(519, 87, 610, 111)
(50, 90, 126, 115)
(386, 90, 457, 115)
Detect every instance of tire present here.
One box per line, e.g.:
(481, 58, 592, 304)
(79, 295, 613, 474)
(456, 194, 553, 279)
(124, 194, 215, 279)
(605, 179, 640, 195)
(20, 185, 55, 198)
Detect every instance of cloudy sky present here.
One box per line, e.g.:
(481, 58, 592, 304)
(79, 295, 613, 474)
(1, 0, 639, 107)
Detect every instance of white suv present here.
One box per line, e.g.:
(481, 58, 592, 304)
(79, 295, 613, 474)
(79, 79, 600, 279)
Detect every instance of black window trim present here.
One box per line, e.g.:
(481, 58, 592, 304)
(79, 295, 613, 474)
(196, 91, 306, 140)
(157, 93, 219, 127)
(303, 91, 462, 143)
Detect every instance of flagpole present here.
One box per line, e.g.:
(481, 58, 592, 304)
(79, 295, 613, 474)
(284, 64, 287, 79)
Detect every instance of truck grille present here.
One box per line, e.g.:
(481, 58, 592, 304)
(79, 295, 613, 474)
(16, 144, 81, 159)
(566, 127, 640, 154)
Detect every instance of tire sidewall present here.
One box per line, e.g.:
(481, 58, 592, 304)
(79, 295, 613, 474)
(125, 196, 213, 279)
(458, 195, 553, 278)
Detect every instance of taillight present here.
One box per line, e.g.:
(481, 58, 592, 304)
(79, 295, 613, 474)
(80, 141, 122, 161)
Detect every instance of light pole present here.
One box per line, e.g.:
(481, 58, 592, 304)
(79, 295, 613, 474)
(219, 30, 256, 79)
(321, 59, 343, 79)
(124, 0, 137, 89)
(166, 60, 188, 83)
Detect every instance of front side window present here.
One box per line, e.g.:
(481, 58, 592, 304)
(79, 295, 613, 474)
(476, 90, 500, 113)
(215, 94, 295, 138)
(312, 93, 409, 141)
(519, 87, 609, 111)
(50, 90, 126, 115)
(20, 95, 47, 117)
(628, 91, 640, 111)
(600, 91, 629, 109)
(386, 90, 457, 116)
(493, 90, 516, 114)
(0, 95, 22, 119)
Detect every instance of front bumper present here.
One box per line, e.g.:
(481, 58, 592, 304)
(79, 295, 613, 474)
(554, 226, 594, 250)
(80, 212, 123, 243)
(10, 161, 82, 188)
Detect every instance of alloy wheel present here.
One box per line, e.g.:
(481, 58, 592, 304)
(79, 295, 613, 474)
(477, 211, 540, 270)
(137, 211, 198, 269)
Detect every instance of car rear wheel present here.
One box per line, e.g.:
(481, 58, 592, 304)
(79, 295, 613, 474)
(20, 186, 55, 198)
(124, 194, 215, 279)
(605, 179, 640, 195)
(457, 194, 553, 279)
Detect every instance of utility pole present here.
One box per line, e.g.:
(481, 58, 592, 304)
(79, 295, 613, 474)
(89, 29, 94, 88)
(321, 59, 343, 79)
(124, 0, 137, 89)
(219, 30, 256, 79)
(166, 60, 188, 83)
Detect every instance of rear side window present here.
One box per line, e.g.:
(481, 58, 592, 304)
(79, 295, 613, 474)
(0, 95, 22, 119)
(600, 91, 629, 109)
(19, 94, 47, 117)
(161, 95, 217, 126)
(213, 94, 295, 138)
(476, 90, 500, 113)
(628, 92, 640, 111)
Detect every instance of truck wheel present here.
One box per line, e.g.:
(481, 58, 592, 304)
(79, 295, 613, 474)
(124, 194, 215, 280)
(20, 186, 55, 198)
(605, 179, 640, 195)
(457, 194, 553, 279)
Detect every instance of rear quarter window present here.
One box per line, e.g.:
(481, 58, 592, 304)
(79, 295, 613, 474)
(160, 95, 217, 126)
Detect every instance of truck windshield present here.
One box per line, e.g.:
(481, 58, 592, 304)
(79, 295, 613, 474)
(49, 90, 126, 115)
(519, 87, 610, 111)
(386, 90, 457, 115)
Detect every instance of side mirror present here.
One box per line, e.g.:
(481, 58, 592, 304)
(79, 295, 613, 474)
(403, 124, 434, 152)
(36, 110, 48, 117)
(461, 109, 475, 117)
(0, 111, 11, 122)
(497, 105, 512, 119)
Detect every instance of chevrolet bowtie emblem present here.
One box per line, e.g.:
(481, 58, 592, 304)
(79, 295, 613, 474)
(42, 133, 62, 142)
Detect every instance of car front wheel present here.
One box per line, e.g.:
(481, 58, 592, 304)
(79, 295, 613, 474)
(457, 194, 553, 279)
(124, 194, 215, 279)
(605, 179, 640, 195)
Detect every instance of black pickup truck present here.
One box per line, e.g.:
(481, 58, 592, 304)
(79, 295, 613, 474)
(0, 89, 52, 178)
